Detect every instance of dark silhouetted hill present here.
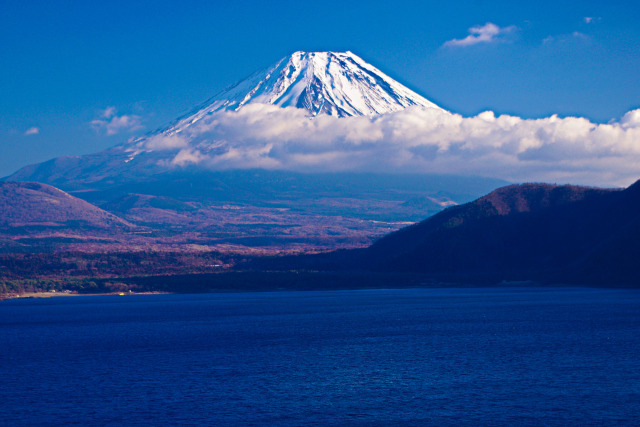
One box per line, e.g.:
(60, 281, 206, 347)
(260, 181, 640, 286)
(364, 181, 640, 285)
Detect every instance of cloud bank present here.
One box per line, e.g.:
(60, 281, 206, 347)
(443, 23, 516, 47)
(132, 104, 640, 187)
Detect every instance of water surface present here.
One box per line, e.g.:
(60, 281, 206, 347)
(1, 288, 639, 425)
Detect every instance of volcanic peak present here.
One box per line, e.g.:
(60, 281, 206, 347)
(160, 50, 443, 136)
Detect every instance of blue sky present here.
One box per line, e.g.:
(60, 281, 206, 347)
(1, 0, 640, 178)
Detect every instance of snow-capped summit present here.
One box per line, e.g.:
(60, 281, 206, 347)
(161, 51, 443, 135)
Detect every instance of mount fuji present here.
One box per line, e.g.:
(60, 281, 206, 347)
(3, 51, 504, 252)
(8, 51, 446, 186)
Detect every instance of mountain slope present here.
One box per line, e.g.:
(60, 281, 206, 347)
(0, 182, 133, 229)
(0, 182, 138, 252)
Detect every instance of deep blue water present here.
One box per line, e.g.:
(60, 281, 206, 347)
(1, 288, 639, 425)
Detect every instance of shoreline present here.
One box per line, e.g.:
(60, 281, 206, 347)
(0, 291, 171, 302)
(3, 282, 634, 303)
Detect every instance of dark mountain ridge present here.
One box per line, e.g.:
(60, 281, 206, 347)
(258, 181, 640, 286)
(366, 183, 619, 273)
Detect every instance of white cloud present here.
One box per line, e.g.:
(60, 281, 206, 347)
(443, 23, 516, 47)
(101, 106, 117, 119)
(171, 148, 206, 167)
(543, 31, 591, 45)
(24, 127, 40, 136)
(131, 103, 640, 187)
(144, 134, 188, 150)
(91, 107, 143, 135)
(621, 109, 640, 128)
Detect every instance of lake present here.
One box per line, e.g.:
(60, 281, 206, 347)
(1, 288, 639, 425)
